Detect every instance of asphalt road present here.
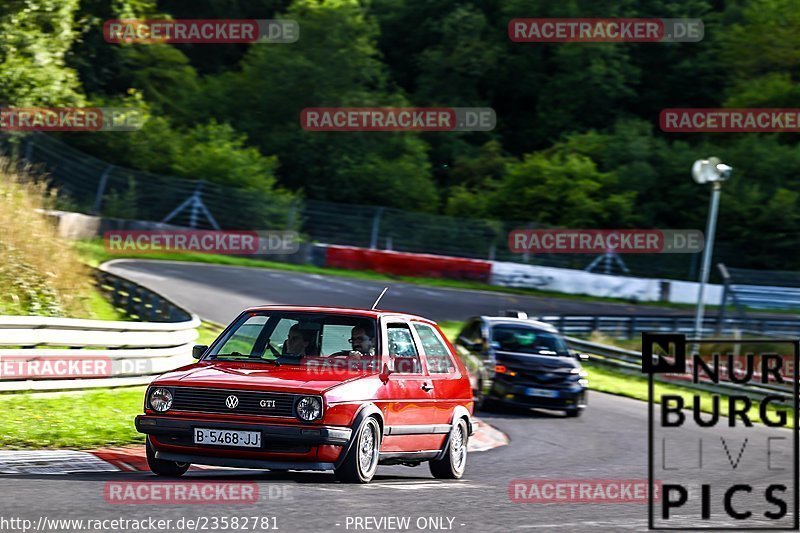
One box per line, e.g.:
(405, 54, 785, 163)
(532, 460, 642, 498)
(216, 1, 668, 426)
(2, 394, 794, 532)
(1, 260, 794, 532)
(102, 259, 697, 325)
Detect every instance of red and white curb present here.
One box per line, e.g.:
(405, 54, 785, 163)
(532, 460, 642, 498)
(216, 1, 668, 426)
(469, 418, 509, 452)
(0, 418, 507, 475)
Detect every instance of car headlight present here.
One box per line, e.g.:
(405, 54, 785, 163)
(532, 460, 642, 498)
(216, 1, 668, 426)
(296, 396, 323, 422)
(148, 387, 173, 412)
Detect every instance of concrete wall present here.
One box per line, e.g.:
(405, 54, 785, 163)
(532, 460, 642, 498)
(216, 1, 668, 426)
(490, 261, 723, 305)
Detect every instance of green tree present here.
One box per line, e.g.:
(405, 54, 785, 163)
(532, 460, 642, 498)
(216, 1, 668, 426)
(196, 0, 439, 210)
(0, 0, 84, 105)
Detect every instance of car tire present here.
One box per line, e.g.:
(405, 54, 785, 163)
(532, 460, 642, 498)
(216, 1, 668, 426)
(334, 417, 381, 484)
(146, 436, 190, 477)
(430, 418, 468, 479)
(565, 409, 582, 418)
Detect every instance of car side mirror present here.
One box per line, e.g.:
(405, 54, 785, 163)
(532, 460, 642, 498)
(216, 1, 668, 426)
(379, 362, 393, 383)
(192, 344, 208, 359)
(575, 352, 589, 362)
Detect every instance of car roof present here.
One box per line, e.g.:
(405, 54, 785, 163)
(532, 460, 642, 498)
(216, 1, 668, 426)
(242, 305, 437, 325)
(478, 316, 560, 333)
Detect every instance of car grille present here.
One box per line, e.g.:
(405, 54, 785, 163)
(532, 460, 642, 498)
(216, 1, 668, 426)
(171, 387, 297, 417)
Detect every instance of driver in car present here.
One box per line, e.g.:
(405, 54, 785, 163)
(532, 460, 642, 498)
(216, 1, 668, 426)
(282, 324, 317, 357)
(330, 323, 376, 359)
(347, 323, 376, 357)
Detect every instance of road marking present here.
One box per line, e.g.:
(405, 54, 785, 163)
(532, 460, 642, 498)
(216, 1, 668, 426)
(0, 450, 118, 474)
(364, 481, 484, 490)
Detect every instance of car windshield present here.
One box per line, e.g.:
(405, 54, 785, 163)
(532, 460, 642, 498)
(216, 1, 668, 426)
(206, 311, 380, 369)
(490, 325, 571, 357)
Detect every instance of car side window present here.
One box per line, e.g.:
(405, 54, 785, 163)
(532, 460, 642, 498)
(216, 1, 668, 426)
(414, 324, 455, 374)
(387, 323, 422, 373)
(216, 315, 267, 355)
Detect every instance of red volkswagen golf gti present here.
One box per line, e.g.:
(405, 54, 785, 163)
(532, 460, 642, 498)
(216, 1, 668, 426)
(136, 306, 474, 483)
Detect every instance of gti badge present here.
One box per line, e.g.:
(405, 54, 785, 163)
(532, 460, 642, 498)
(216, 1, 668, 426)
(225, 395, 239, 409)
(260, 399, 276, 408)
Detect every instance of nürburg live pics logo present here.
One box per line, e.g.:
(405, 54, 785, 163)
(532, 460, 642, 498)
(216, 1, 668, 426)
(644, 332, 799, 530)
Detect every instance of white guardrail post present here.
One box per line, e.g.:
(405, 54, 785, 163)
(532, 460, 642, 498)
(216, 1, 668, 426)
(0, 267, 200, 392)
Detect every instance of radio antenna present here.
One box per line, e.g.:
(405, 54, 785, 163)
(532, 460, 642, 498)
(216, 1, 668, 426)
(371, 287, 389, 310)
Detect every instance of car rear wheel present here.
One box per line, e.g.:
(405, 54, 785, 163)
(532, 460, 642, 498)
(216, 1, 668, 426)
(146, 436, 190, 477)
(430, 419, 468, 479)
(334, 417, 381, 483)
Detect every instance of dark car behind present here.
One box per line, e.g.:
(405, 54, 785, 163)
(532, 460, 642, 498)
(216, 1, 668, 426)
(454, 316, 588, 417)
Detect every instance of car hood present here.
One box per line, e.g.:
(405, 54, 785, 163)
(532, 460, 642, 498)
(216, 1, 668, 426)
(493, 350, 579, 373)
(152, 361, 373, 394)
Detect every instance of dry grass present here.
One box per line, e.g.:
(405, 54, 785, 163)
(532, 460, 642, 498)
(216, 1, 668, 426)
(0, 158, 92, 316)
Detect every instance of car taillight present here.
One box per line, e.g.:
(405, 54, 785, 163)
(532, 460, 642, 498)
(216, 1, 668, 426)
(495, 364, 517, 376)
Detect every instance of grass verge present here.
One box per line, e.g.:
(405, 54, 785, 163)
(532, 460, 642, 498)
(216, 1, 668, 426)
(0, 387, 147, 449)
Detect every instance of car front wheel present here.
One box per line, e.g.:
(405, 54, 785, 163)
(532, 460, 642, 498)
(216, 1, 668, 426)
(334, 417, 381, 483)
(430, 419, 468, 479)
(146, 436, 190, 477)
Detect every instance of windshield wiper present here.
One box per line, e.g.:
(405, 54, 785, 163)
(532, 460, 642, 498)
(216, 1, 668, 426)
(215, 352, 281, 366)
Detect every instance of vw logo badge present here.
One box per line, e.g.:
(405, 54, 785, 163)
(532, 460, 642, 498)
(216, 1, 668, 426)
(225, 395, 239, 409)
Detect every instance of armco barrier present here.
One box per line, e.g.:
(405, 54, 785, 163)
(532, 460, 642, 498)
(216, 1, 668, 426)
(0, 267, 200, 392)
(491, 261, 724, 305)
(567, 337, 794, 402)
(324, 245, 492, 282)
(536, 315, 800, 339)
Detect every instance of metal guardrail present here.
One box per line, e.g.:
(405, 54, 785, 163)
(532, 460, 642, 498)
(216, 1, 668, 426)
(0, 268, 200, 392)
(95, 268, 193, 323)
(536, 315, 800, 339)
(567, 336, 794, 401)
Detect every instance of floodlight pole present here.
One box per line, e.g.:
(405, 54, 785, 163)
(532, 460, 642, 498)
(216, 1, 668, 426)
(693, 181, 722, 340)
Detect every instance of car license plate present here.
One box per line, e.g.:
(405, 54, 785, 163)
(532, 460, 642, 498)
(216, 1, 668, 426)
(193, 428, 261, 448)
(525, 387, 559, 398)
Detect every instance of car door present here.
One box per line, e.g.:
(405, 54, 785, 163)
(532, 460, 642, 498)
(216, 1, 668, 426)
(413, 321, 467, 426)
(379, 319, 443, 453)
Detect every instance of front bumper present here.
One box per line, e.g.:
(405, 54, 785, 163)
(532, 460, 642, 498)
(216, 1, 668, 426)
(489, 383, 587, 410)
(154, 451, 337, 471)
(135, 415, 352, 448)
